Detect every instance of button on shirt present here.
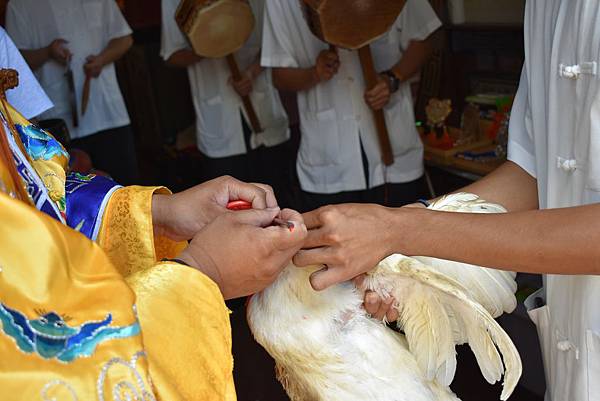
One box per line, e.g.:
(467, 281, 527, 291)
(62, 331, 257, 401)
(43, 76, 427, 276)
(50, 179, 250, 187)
(161, 0, 289, 159)
(6, 0, 132, 139)
(261, 0, 441, 194)
(508, 1, 600, 400)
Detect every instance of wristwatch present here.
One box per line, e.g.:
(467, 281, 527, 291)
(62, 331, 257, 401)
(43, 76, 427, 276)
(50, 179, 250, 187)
(382, 70, 401, 93)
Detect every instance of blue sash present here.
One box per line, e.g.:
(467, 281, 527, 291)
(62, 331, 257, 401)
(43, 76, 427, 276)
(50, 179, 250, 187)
(65, 173, 121, 241)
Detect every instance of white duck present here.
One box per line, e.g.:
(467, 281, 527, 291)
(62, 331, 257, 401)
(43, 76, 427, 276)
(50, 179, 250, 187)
(247, 193, 522, 401)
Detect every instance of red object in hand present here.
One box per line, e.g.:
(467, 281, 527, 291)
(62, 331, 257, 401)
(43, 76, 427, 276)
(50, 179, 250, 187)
(226, 200, 295, 232)
(226, 200, 253, 211)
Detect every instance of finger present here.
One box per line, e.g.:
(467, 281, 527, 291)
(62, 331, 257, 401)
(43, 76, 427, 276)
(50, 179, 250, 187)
(301, 209, 322, 230)
(363, 292, 381, 316)
(370, 97, 389, 110)
(302, 227, 329, 249)
(292, 245, 335, 268)
(265, 219, 307, 252)
(352, 274, 366, 289)
(375, 297, 394, 320)
(278, 208, 303, 224)
(309, 264, 354, 291)
(386, 300, 400, 322)
(250, 183, 278, 208)
(226, 179, 274, 210)
(231, 207, 280, 227)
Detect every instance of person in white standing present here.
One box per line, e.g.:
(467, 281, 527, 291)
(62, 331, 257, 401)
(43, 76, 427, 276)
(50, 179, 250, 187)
(261, 0, 441, 211)
(292, 1, 600, 400)
(161, 0, 291, 201)
(5, 0, 138, 185)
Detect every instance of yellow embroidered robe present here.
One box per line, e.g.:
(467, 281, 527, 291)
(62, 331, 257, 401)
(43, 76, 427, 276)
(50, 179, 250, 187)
(0, 103, 236, 400)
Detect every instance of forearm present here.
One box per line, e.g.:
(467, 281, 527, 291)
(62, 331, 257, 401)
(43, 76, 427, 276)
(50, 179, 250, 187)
(393, 204, 600, 275)
(98, 35, 133, 65)
(272, 67, 320, 92)
(20, 47, 51, 71)
(389, 37, 435, 82)
(443, 161, 539, 212)
(166, 49, 203, 68)
(247, 57, 265, 79)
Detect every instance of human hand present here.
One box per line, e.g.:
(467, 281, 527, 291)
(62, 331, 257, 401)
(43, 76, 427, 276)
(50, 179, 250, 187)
(83, 54, 105, 78)
(229, 70, 254, 97)
(178, 208, 307, 300)
(48, 39, 72, 66)
(293, 203, 396, 291)
(353, 275, 399, 322)
(314, 49, 340, 83)
(364, 75, 391, 111)
(152, 175, 278, 242)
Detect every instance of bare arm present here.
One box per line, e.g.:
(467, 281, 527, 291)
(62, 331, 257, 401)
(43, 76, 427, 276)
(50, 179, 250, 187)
(166, 49, 204, 68)
(295, 161, 598, 290)
(366, 35, 436, 110)
(394, 202, 600, 276)
(434, 160, 539, 212)
(272, 67, 321, 92)
(84, 35, 133, 78)
(98, 35, 133, 65)
(20, 39, 72, 71)
(20, 47, 52, 71)
(389, 36, 436, 83)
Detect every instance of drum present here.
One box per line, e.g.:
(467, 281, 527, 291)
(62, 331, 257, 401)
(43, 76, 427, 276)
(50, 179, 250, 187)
(176, 0, 263, 132)
(301, 0, 407, 166)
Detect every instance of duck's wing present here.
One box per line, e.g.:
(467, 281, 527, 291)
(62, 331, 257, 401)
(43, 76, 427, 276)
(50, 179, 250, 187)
(364, 193, 521, 400)
(366, 255, 521, 401)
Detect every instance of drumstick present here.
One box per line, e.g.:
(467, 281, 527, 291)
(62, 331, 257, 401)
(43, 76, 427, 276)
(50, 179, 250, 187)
(226, 54, 264, 133)
(358, 45, 394, 166)
(81, 76, 91, 116)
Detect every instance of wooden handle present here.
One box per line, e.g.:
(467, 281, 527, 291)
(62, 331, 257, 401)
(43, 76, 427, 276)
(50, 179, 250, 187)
(226, 54, 263, 133)
(358, 46, 394, 166)
(81, 76, 91, 116)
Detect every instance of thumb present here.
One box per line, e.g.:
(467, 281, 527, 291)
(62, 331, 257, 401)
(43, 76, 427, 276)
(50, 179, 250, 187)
(232, 207, 280, 227)
(309, 265, 347, 291)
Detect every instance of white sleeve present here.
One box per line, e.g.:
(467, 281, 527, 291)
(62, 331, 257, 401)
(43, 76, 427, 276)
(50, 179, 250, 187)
(507, 66, 537, 178)
(105, 0, 133, 40)
(160, 0, 190, 60)
(396, 0, 442, 49)
(5, 2, 34, 50)
(261, 0, 299, 68)
(0, 28, 53, 119)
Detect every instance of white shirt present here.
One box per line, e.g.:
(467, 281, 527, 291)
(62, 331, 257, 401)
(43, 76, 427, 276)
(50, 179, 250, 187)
(161, 0, 289, 159)
(0, 28, 52, 119)
(6, 0, 132, 139)
(508, 1, 600, 400)
(261, 0, 441, 194)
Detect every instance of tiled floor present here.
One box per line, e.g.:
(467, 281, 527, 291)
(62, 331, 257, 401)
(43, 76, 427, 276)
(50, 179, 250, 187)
(231, 307, 544, 401)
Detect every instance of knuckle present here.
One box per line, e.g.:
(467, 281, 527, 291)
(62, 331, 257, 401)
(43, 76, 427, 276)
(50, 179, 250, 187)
(323, 232, 341, 245)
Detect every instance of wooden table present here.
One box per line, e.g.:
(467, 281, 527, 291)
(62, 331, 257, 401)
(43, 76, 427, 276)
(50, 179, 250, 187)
(424, 141, 506, 181)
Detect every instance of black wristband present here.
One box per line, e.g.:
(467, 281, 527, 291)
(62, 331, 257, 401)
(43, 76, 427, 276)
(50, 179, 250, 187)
(161, 258, 189, 267)
(382, 70, 401, 93)
(416, 199, 431, 208)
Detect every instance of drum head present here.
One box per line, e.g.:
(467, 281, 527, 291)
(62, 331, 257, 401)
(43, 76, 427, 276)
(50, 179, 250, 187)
(185, 0, 255, 58)
(302, 0, 406, 49)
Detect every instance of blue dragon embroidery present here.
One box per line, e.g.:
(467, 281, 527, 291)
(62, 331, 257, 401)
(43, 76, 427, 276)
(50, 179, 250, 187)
(15, 123, 69, 161)
(0, 303, 140, 363)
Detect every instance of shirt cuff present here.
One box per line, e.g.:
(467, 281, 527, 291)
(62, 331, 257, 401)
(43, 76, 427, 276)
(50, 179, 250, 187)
(411, 18, 443, 41)
(507, 140, 537, 179)
(261, 54, 299, 69)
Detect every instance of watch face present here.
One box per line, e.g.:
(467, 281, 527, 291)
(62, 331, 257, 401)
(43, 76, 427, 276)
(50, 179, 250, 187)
(386, 71, 400, 93)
